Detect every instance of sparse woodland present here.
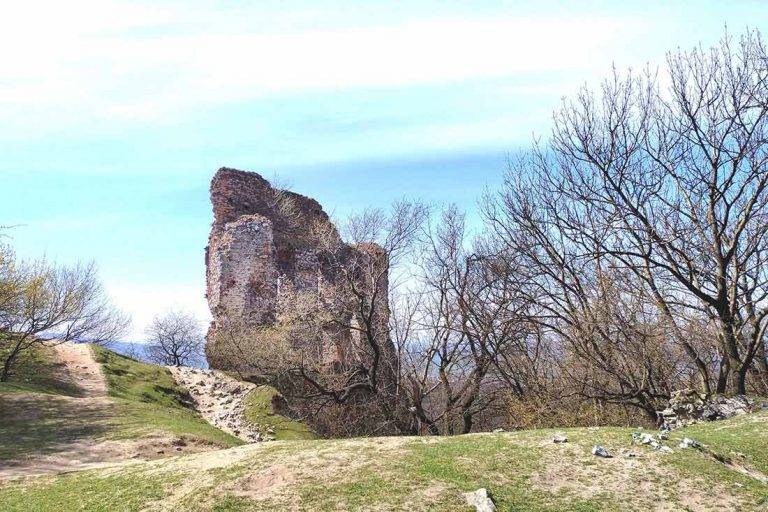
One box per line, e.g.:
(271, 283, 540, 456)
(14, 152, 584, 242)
(210, 30, 768, 436)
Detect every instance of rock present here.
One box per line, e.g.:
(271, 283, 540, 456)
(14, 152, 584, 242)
(658, 446, 674, 454)
(592, 445, 612, 458)
(552, 434, 568, 443)
(658, 390, 757, 430)
(492, 428, 505, 433)
(638, 433, 655, 445)
(679, 438, 700, 449)
(463, 488, 496, 512)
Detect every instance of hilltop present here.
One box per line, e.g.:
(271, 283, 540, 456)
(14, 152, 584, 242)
(0, 342, 767, 511)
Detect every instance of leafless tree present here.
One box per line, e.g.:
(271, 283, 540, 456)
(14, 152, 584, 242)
(208, 200, 429, 435)
(397, 206, 535, 434)
(145, 310, 205, 367)
(0, 247, 129, 381)
(486, 29, 768, 396)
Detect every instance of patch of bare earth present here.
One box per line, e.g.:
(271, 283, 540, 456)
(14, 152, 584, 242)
(530, 442, 742, 511)
(52, 341, 107, 398)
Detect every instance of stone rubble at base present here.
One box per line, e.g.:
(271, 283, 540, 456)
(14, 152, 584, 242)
(657, 390, 765, 430)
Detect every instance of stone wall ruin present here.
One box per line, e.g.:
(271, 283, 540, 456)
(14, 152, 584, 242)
(204, 167, 393, 378)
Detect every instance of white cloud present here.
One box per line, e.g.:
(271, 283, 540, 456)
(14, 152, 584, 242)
(0, 2, 644, 126)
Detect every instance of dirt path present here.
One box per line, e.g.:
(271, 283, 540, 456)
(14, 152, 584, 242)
(0, 343, 210, 480)
(167, 367, 263, 442)
(52, 342, 107, 398)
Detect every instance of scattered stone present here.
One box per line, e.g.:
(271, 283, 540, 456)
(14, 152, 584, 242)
(463, 488, 496, 512)
(658, 446, 674, 454)
(167, 366, 265, 443)
(658, 390, 761, 430)
(592, 445, 612, 458)
(638, 433, 655, 445)
(679, 438, 701, 449)
(552, 434, 568, 443)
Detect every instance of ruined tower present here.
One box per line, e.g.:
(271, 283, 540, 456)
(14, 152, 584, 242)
(204, 168, 393, 377)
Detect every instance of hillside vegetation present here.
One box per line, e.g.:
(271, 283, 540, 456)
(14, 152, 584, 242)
(91, 345, 241, 446)
(0, 343, 240, 472)
(2, 343, 767, 511)
(1, 410, 767, 511)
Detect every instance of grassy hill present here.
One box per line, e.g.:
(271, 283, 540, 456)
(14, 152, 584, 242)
(1, 410, 766, 510)
(0, 344, 241, 467)
(1, 344, 767, 511)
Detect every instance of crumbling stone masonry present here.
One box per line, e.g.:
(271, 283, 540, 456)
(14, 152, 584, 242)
(204, 167, 394, 376)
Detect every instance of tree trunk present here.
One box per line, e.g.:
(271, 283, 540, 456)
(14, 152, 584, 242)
(461, 411, 473, 434)
(716, 356, 729, 394)
(730, 366, 747, 396)
(1, 352, 17, 382)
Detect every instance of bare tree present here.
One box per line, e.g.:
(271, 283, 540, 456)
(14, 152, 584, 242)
(0, 247, 129, 381)
(397, 206, 535, 434)
(487, 29, 768, 397)
(208, 200, 429, 435)
(146, 310, 205, 367)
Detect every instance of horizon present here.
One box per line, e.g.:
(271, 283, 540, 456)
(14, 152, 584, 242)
(2, 1, 766, 340)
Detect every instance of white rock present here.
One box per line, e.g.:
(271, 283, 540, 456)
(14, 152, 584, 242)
(463, 488, 496, 512)
(679, 438, 700, 449)
(592, 445, 612, 458)
(552, 434, 568, 443)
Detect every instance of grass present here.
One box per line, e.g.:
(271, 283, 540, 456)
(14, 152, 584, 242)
(92, 345, 242, 447)
(671, 409, 768, 473)
(0, 344, 83, 396)
(0, 344, 240, 463)
(241, 385, 315, 440)
(0, 393, 112, 460)
(2, 414, 768, 511)
(3, 346, 766, 510)
(0, 467, 177, 512)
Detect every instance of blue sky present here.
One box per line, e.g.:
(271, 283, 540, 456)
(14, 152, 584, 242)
(2, 1, 766, 340)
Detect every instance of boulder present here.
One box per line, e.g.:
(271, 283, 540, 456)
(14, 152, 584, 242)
(591, 445, 612, 458)
(463, 488, 496, 512)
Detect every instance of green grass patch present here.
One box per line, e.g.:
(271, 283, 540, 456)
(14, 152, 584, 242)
(672, 410, 768, 474)
(0, 343, 82, 396)
(0, 393, 112, 461)
(242, 385, 315, 440)
(0, 467, 178, 512)
(92, 345, 242, 447)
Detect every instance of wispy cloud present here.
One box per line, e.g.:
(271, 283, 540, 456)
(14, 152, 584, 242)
(1, 2, 643, 127)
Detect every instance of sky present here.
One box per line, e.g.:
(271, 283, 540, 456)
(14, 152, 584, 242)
(2, 0, 766, 340)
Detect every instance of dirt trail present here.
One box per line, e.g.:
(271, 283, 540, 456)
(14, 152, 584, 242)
(52, 342, 107, 398)
(167, 367, 263, 442)
(0, 343, 210, 480)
